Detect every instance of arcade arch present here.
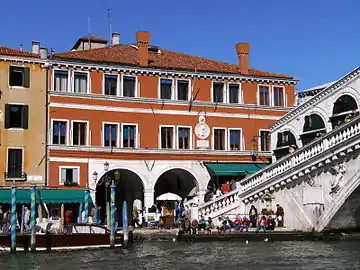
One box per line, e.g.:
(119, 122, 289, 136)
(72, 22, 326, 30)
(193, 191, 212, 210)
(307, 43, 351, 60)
(331, 94, 358, 128)
(273, 130, 297, 160)
(300, 113, 326, 145)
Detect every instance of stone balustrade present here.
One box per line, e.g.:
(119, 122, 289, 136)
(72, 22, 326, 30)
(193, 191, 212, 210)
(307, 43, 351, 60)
(198, 115, 360, 219)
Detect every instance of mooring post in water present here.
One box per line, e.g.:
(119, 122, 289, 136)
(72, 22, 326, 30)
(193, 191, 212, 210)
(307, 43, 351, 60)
(110, 182, 116, 248)
(10, 184, 17, 253)
(30, 184, 36, 252)
(78, 203, 83, 224)
(84, 190, 89, 224)
(20, 204, 25, 235)
(122, 200, 128, 248)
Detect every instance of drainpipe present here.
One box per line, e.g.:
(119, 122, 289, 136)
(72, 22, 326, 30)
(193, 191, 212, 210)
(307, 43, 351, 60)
(44, 63, 49, 186)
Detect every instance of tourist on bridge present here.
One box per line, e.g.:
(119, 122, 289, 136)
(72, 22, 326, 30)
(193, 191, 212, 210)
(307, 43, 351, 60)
(255, 216, 268, 233)
(249, 205, 258, 227)
(276, 204, 284, 227)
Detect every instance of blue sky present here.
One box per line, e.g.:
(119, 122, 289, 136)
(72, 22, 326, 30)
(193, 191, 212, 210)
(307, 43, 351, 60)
(0, 0, 359, 90)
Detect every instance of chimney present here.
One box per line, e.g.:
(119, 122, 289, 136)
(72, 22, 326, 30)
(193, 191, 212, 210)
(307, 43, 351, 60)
(32, 41, 40, 55)
(112, 32, 120, 45)
(136, 31, 151, 66)
(39, 47, 48, 59)
(235, 43, 250, 74)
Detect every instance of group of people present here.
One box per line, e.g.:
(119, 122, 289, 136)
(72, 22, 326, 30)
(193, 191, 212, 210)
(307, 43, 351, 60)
(181, 204, 285, 234)
(0, 205, 31, 233)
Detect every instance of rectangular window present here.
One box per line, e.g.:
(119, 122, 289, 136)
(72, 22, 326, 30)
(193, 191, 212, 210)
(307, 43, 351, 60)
(74, 72, 88, 93)
(177, 80, 189, 101)
(229, 129, 241, 150)
(214, 128, 226, 150)
(123, 76, 136, 97)
(54, 70, 69, 91)
(160, 79, 172, 99)
(122, 125, 136, 148)
(7, 148, 23, 178)
(72, 121, 87, 146)
(212, 82, 224, 102)
(178, 127, 190, 149)
(60, 167, 79, 185)
(273, 87, 284, 106)
(259, 86, 270, 105)
(52, 121, 67, 145)
(104, 74, 118, 96)
(260, 130, 271, 151)
(161, 126, 174, 149)
(9, 66, 30, 88)
(104, 124, 118, 147)
(5, 104, 29, 129)
(229, 84, 240, 104)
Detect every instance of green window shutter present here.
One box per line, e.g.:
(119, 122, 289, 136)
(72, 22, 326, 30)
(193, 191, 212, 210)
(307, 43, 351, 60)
(4, 104, 10, 129)
(23, 67, 30, 88)
(22, 105, 29, 129)
(9, 66, 14, 86)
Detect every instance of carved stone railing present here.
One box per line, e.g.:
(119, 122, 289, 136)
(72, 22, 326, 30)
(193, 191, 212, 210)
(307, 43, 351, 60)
(240, 115, 360, 199)
(197, 115, 360, 219)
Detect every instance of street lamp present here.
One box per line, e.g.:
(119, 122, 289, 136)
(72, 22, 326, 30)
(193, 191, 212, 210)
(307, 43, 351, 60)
(104, 161, 110, 172)
(92, 171, 98, 185)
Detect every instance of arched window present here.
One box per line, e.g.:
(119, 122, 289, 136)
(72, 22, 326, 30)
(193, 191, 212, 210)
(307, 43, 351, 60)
(274, 131, 297, 160)
(331, 95, 358, 128)
(301, 114, 326, 145)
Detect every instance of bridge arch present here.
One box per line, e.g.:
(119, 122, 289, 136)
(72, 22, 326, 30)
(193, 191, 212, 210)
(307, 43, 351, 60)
(300, 113, 327, 145)
(331, 94, 359, 128)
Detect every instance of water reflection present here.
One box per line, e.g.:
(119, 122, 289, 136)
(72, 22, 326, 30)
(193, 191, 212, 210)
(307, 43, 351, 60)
(0, 241, 360, 269)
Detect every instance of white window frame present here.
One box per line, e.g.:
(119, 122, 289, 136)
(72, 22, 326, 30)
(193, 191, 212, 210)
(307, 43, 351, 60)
(120, 123, 139, 148)
(102, 122, 120, 148)
(272, 85, 285, 107)
(258, 129, 271, 152)
(257, 84, 271, 106)
(59, 166, 80, 185)
(6, 147, 24, 175)
(176, 125, 193, 150)
(70, 120, 90, 146)
(228, 128, 243, 151)
(158, 77, 175, 100)
(8, 64, 27, 89)
(211, 81, 226, 103)
(102, 73, 120, 96)
(212, 127, 227, 150)
(159, 125, 176, 149)
(227, 82, 242, 104)
(50, 119, 70, 145)
(121, 74, 138, 98)
(71, 70, 90, 94)
(175, 79, 191, 101)
(52, 68, 71, 92)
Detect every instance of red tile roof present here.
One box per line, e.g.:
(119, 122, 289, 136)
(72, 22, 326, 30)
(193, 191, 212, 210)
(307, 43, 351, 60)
(0, 46, 39, 58)
(52, 44, 293, 79)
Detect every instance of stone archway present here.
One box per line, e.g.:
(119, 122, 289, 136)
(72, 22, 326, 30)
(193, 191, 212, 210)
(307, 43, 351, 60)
(331, 94, 358, 128)
(301, 113, 326, 145)
(95, 169, 144, 226)
(273, 130, 297, 160)
(153, 168, 199, 201)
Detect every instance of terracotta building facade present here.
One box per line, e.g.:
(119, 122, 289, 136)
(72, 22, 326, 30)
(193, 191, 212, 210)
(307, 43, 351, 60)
(46, 32, 297, 213)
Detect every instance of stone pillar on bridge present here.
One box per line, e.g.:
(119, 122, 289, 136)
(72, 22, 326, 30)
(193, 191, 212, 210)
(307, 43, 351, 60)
(144, 189, 155, 211)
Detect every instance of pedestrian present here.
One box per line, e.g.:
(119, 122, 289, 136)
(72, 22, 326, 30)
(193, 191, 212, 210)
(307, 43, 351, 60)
(276, 204, 284, 227)
(249, 205, 258, 227)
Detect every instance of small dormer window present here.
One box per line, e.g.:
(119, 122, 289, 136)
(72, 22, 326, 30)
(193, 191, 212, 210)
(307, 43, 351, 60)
(148, 46, 161, 54)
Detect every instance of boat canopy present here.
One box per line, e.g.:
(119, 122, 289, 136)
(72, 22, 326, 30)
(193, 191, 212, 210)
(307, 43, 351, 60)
(0, 189, 91, 204)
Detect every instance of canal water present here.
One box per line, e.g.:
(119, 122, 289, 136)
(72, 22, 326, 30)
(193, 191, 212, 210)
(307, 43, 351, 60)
(1, 241, 359, 269)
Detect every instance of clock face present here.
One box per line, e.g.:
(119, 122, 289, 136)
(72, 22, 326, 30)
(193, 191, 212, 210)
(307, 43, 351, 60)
(195, 122, 210, 139)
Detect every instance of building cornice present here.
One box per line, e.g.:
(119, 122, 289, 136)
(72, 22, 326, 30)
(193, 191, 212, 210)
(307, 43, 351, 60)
(270, 66, 360, 131)
(48, 59, 298, 85)
(48, 145, 272, 157)
(49, 91, 294, 112)
(0, 56, 46, 65)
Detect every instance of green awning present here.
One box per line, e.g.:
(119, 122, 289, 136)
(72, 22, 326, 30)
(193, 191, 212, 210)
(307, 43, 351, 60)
(0, 189, 90, 204)
(204, 162, 268, 176)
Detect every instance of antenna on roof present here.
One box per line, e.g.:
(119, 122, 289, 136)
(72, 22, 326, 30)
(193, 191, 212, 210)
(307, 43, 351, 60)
(107, 8, 112, 45)
(88, 16, 92, 49)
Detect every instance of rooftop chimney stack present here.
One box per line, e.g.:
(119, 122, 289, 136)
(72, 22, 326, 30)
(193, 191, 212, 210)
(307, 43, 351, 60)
(39, 47, 48, 59)
(136, 31, 151, 66)
(32, 41, 40, 55)
(235, 43, 250, 74)
(111, 33, 120, 45)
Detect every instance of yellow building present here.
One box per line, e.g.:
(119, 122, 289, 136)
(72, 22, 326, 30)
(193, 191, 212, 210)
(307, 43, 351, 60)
(0, 43, 47, 187)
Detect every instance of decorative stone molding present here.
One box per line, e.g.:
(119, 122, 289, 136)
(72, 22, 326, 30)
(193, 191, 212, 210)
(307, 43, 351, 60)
(329, 161, 346, 195)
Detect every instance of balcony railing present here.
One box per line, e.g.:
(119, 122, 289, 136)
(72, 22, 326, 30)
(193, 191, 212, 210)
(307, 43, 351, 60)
(4, 172, 27, 181)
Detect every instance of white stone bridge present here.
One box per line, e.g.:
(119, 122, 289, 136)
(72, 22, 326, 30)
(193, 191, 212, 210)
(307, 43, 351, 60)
(194, 67, 360, 232)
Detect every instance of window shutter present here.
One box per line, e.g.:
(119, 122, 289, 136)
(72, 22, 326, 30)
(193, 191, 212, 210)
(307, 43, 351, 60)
(23, 67, 30, 88)
(9, 66, 14, 86)
(22, 105, 29, 129)
(4, 104, 10, 128)
(60, 169, 66, 184)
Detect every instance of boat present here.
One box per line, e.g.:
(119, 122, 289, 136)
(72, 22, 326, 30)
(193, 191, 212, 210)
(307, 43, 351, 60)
(0, 224, 133, 252)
